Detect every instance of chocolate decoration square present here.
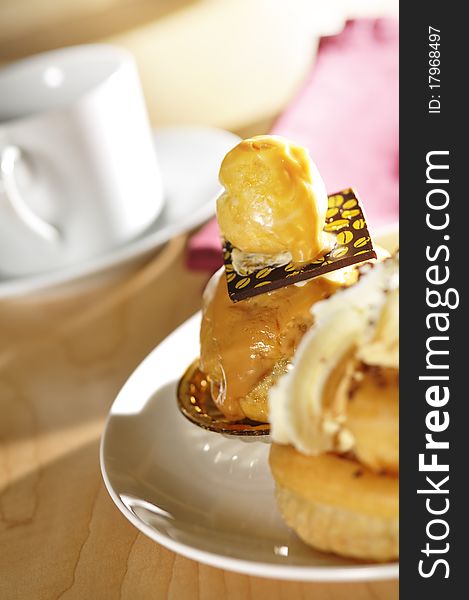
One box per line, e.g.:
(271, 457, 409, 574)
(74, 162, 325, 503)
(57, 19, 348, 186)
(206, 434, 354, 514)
(222, 188, 376, 302)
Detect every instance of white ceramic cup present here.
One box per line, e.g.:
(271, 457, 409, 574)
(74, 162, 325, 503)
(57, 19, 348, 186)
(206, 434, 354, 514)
(0, 44, 164, 277)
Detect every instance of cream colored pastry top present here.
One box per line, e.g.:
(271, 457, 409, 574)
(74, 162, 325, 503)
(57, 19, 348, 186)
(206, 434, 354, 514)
(269, 253, 399, 455)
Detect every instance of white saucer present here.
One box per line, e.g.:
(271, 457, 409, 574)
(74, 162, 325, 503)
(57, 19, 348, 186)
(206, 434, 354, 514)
(0, 127, 240, 300)
(100, 227, 399, 581)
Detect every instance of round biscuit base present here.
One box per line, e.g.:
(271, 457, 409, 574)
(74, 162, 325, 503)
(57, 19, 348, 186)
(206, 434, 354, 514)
(275, 485, 398, 562)
(270, 445, 398, 562)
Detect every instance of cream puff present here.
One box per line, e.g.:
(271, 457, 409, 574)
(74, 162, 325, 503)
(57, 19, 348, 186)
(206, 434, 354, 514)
(269, 253, 399, 561)
(200, 135, 364, 422)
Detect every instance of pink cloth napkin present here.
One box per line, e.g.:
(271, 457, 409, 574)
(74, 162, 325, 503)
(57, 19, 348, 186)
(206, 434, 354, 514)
(187, 18, 398, 272)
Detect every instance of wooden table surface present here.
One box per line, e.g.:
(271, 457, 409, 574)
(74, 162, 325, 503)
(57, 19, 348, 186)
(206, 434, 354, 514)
(0, 234, 398, 599)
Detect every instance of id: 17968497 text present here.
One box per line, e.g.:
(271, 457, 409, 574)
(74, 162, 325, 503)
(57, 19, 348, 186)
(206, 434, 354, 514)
(428, 26, 441, 114)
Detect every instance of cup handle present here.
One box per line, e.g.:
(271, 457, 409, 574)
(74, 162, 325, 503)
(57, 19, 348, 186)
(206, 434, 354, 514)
(0, 145, 60, 242)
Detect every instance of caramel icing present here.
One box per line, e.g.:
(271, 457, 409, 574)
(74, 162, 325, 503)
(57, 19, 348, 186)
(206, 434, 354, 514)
(217, 135, 332, 265)
(200, 270, 343, 420)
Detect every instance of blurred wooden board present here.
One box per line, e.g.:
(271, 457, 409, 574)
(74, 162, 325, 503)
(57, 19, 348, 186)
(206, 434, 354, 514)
(0, 0, 195, 60)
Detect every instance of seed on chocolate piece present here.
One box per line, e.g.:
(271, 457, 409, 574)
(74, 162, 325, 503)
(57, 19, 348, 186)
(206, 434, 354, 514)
(326, 207, 339, 219)
(256, 267, 273, 279)
(353, 218, 366, 230)
(312, 256, 325, 264)
(336, 230, 354, 245)
(342, 209, 361, 219)
(324, 219, 349, 232)
(330, 246, 349, 259)
(328, 194, 344, 207)
(354, 236, 371, 248)
(235, 277, 251, 289)
(343, 198, 358, 209)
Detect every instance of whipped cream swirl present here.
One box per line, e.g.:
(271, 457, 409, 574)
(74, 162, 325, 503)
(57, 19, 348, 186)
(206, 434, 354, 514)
(269, 253, 399, 455)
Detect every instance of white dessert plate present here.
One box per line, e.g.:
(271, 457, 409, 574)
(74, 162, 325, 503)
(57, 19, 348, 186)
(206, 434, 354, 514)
(0, 127, 240, 300)
(100, 227, 399, 581)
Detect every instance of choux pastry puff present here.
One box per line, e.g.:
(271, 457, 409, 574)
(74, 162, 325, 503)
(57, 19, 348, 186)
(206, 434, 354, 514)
(269, 254, 399, 562)
(199, 136, 365, 423)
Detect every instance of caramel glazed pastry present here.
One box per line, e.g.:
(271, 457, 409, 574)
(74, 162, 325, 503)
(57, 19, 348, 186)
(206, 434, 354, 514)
(200, 135, 385, 423)
(269, 253, 399, 562)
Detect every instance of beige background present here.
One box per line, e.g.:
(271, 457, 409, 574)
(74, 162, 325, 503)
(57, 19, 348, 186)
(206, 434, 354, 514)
(0, 0, 398, 130)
